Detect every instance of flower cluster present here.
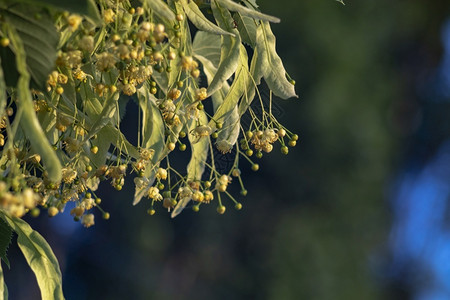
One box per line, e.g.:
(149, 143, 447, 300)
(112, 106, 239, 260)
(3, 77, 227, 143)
(0, 0, 297, 224)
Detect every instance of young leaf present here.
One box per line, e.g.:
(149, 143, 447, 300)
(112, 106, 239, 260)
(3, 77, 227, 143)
(3, 214, 64, 300)
(256, 21, 297, 99)
(144, 0, 176, 21)
(182, 0, 234, 37)
(216, 0, 280, 23)
(0, 218, 12, 268)
(7, 25, 62, 183)
(207, 0, 241, 96)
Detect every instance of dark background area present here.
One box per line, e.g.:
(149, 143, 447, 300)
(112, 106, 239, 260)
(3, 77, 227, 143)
(5, 0, 450, 299)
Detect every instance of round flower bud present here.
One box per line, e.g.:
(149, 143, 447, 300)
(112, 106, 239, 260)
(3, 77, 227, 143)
(217, 205, 226, 214)
(232, 169, 241, 177)
(176, 14, 184, 21)
(48, 206, 59, 217)
(167, 142, 176, 151)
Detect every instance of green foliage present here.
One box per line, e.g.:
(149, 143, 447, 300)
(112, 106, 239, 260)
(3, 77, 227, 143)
(0, 4, 58, 89)
(2, 212, 64, 299)
(0, 0, 298, 296)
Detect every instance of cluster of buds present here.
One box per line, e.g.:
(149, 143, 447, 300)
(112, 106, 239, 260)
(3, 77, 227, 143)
(0, 184, 40, 218)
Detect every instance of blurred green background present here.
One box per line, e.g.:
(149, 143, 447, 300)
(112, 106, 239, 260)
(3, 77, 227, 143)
(5, 0, 450, 299)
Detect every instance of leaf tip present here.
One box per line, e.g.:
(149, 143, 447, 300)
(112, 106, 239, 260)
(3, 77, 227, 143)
(132, 197, 141, 206)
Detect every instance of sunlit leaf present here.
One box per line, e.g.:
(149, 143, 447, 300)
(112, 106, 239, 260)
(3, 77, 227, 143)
(208, 45, 248, 130)
(207, 0, 241, 96)
(216, 0, 280, 23)
(233, 13, 257, 47)
(182, 0, 234, 37)
(172, 110, 209, 218)
(193, 31, 222, 67)
(133, 85, 166, 205)
(144, 0, 176, 21)
(3, 214, 64, 300)
(256, 21, 297, 99)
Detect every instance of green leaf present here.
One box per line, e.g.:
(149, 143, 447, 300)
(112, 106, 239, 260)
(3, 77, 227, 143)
(238, 47, 263, 115)
(3, 214, 64, 300)
(0, 218, 11, 268)
(7, 25, 62, 183)
(193, 31, 222, 67)
(6, 0, 100, 22)
(0, 259, 8, 300)
(256, 21, 297, 99)
(207, 0, 241, 96)
(86, 93, 118, 141)
(86, 127, 113, 168)
(233, 13, 257, 47)
(144, 0, 176, 21)
(138, 89, 165, 156)
(208, 45, 248, 130)
(216, 0, 280, 23)
(172, 110, 210, 218)
(133, 85, 166, 205)
(182, 0, 234, 37)
(195, 54, 238, 151)
(1, 5, 58, 90)
(187, 110, 209, 181)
